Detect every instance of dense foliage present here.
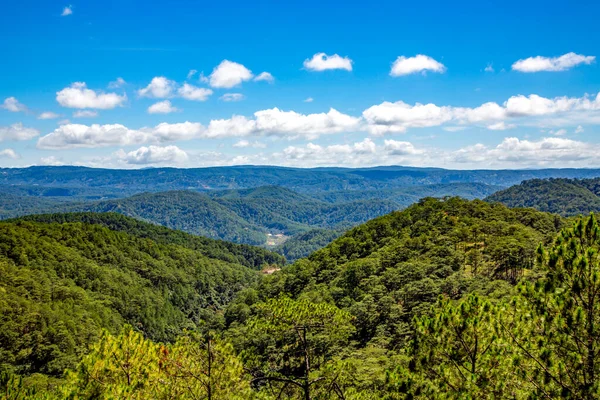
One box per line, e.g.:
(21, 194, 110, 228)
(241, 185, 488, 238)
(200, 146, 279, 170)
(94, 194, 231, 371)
(258, 197, 562, 348)
(275, 229, 344, 262)
(0, 216, 282, 379)
(9, 196, 600, 399)
(486, 177, 600, 216)
(14, 212, 285, 269)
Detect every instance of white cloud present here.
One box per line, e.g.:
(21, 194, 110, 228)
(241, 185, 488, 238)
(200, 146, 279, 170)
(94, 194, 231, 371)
(363, 101, 454, 135)
(37, 124, 155, 149)
(487, 121, 515, 131)
(303, 53, 353, 72)
(512, 52, 596, 73)
(575, 125, 584, 133)
(108, 77, 126, 89)
(73, 110, 98, 118)
(206, 108, 361, 140)
(452, 137, 600, 167)
(0, 149, 19, 159)
(58, 119, 71, 125)
(504, 93, 600, 117)
(304, 97, 314, 103)
(37, 121, 205, 150)
(120, 145, 188, 165)
(34, 91, 600, 151)
(148, 122, 205, 142)
(484, 64, 494, 73)
(148, 100, 180, 114)
(61, 5, 72, 16)
(363, 92, 600, 134)
(0, 123, 39, 142)
(208, 60, 253, 88)
(220, 93, 245, 102)
(390, 55, 446, 76)
(57, 82, 127, 109)
(187, 69, 198, 79)
(383, 139, 422, 155)
(38, 112, 60, 120)
(177, 83, 212, 101)
(233, 140, 266, 149)
(2, 97, 27, 112)
(254, 72, 274, 83)
(138, 76, 177, 98)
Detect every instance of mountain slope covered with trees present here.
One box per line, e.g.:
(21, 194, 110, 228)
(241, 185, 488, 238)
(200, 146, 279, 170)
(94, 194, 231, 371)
(0, 214, 282, 380)
(486, 177, 600, 216)
(9, 198, 600, 399)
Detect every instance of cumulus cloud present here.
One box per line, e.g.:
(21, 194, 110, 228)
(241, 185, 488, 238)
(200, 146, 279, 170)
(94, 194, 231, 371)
(38, 112, 60, 120)
(61, 5, 72, 16)
(484, 64, 494, 73)
(37, 124, 150, 149)
(177, 83, 213, 101)
(0, 149, 19, 159)
(512, 52, 596, 72)
(363, 101, 454, 135)
(57, 82, 127, 109)
(2, 97, 27, 112)
(120, 145, 188, 165)
(220, 93, 245, 102)
(0, 123, 39, 142)
(254, 72, 274, 83)
(383, 140, 422, 155)
(40, 156, 65, 166)
(303, 53, 353, 71)
(148, 100, 180, 114)
(73, 110, 98, 118)
(452, 137, 600, 167)
(208, 60, 253, 88)
(575, 125, 584, 134)
(138, 76, 177, 98)
(390, 55, 446, 76)
(304, 97, 314, 103)
(363, 92, 600, 134)
(108, 77, 126, 89)
(207, 108, 361, 140)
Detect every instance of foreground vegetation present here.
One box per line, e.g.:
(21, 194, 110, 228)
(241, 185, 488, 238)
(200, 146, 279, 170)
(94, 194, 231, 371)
(5, 197, 600, 398)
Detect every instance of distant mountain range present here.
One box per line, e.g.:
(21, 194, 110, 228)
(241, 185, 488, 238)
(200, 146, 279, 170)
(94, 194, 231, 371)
(2, 165, 600, 195)
(2, 165, 600, 260)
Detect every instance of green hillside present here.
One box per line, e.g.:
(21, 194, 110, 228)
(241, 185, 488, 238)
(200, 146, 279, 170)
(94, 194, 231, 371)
(486, 177, 600, 216)
(257, 197, 563, 346)
(0, 214, 281, 378)
(8, 198, 600, 399)
(0, 187, 401, 248)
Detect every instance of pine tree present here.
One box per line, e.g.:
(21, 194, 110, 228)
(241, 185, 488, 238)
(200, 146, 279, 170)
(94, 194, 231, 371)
(511, 214, 600, 398)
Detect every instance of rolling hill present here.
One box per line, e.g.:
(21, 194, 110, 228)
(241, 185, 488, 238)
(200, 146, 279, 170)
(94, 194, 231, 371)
(486, 177, 600, 216)
(0, 213, 283, 377)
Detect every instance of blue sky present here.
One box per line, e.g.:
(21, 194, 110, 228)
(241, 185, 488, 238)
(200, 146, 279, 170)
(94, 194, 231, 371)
(1, 0, 599, 169)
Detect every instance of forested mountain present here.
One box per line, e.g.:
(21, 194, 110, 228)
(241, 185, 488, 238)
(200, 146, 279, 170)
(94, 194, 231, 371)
(40, 189, 397, 246)
(486, 177, 600, 216)
(2, 165, 600, 194)
(13, 212, 285, 269)
(7, 198, 600, 398)
(254, 197, 563, 346)
(0, 214, 282, 379)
